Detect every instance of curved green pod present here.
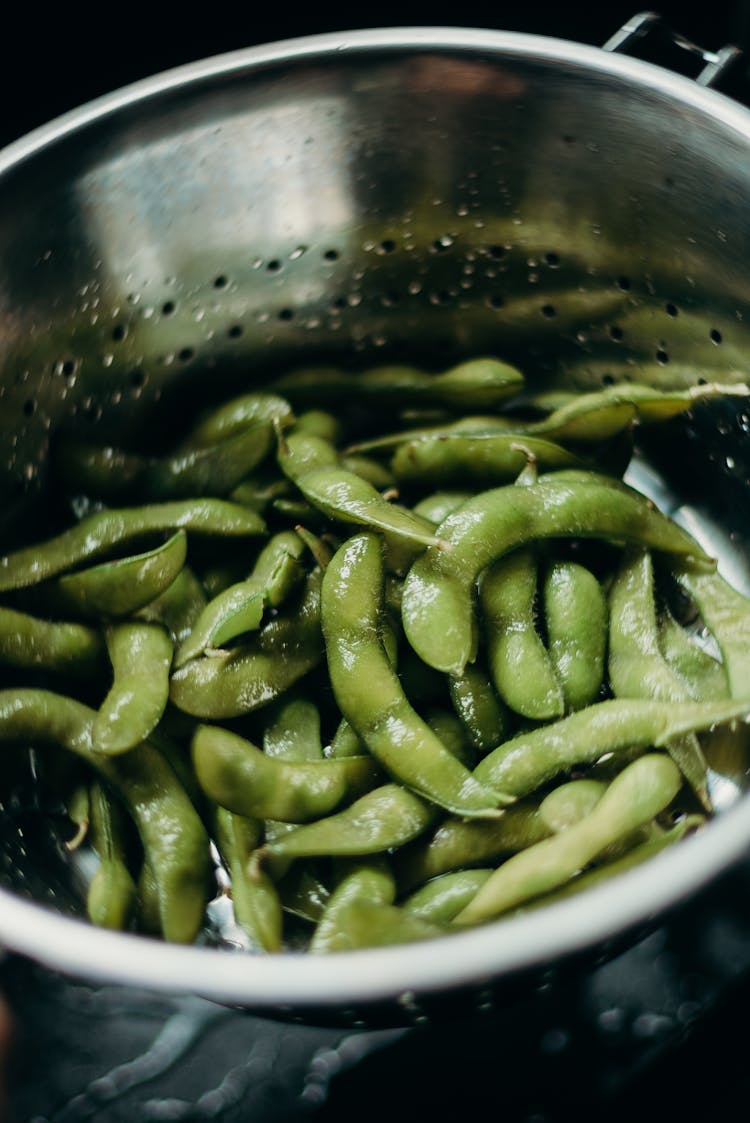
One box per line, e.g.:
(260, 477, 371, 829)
(271, 357, 524, 410)
(169, 568, 324, 718)
(0, 499, 266, 592)
(473, 696, 750, 801)
(46, 530, 187, 619)
(0, 606, 105, 677)
(0, 689, 210, 944)
(322, 532, 506, 817)
(401, 471, 713, 677)
(455, 754, 682, 924)
(543, 559, 608, 712)
(94, 622, 173, 755)
(192, 724, 381, 823)
(390, 433, 582, 487)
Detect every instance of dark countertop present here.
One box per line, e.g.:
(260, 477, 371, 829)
(5, 852, 750, 1122)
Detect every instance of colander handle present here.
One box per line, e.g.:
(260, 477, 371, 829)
(603, 10, 744, 92)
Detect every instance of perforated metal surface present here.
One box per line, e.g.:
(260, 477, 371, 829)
(3, 27, 750, 1022)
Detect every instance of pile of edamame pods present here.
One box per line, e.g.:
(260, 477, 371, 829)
(2, 356, 750, 953)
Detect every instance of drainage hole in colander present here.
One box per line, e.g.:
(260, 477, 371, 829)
(323, 249, 339, 261)
(111, 324, 127, 342)
(656, 349, 669, 364)
(227, 325, 243, 339)
(213, 274, 228, 289)
(711, 329, 723, 344)
(665, 302, 679, 317)
(161, 301, 176, 316)
(617, 276, 631, 291)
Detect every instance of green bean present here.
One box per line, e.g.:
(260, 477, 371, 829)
(517, 381, 750, 442)
(525, 816, 704, 910)
(314, 901, 443, 952)
(184, 391, 294, 447)
(538, 779, 607, 833)
(169, 567, 323, 719)
(263, 783, 440, 859)
(671, 565, 750, 700)
(263, 695, 323, 762)
(424, 707, 475, 768)
(57, 423, 276, 502)
(401, 471, 713, 676)
(271, 357, 525, 410)
(543, 560, 608, 712)
(86, 781, 137, 931)
(94, 623, 173, 755)
(658, 607, 728, 701)
(213, 807, 282, 952)
(609, 550, 711, 809)
(310, 860, 395, 953)
(138, 565, 207, 645)
(391, 433, 583, 487)
(252, 531, 308, 607)
(322, 532, 506, 817)
(0, 689, 210, 943)
(291, 409, 343, 445)
(455, 754, 682, 924)
(192, 723, 380, 823)
(173, 579, 266, 668)
(0, 499, 266, 592)
(473, 696, 749, 801)
(481, 549, 565, 721)
(0, 606, 105, 678)
(412, 491, 473, 525)
(41, 530, 187, 620)
(402, 869, 493, 924)
(448, 664, 509, 755)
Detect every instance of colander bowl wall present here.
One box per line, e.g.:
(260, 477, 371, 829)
(2, 26, 750, 1026)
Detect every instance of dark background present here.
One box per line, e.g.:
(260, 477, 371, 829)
(2, 2, 750, 148)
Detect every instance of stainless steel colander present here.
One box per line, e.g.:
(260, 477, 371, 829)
(3, 21, 750, 1026)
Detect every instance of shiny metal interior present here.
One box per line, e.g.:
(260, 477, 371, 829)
(3, 27, 750, 1025)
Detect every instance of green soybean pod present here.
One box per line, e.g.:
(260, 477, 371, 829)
(263, 783, 440, 859)
(401, 472, 713, 677)
(402, 869, 493, 924)
(192, 724, 381, 823)
(455, 754, 682, 924)
(448, 664, 509, 755)
(169, 568, 324, 719)
(0, 606, 105, 678)
(213, 807, 282, 953)
(538, 779, 607, 833)
(658, 607, 728, 701)
(43, 530, 187, 620)
(309, 860, 395, 953)
(473, 696, 749, 801)
(0, 499, 266, 593)
(390, 432, 582, 488)
(183, 391, 294, 448)
(93, 622, 173, 755)
(609, 549, 711, 810)
(672, 564, 750, 700)
(321, 532, 505, 817)
(543, 559, 607, 712)
(86, 781, 137, 932)
(0, 690, 210, 944)
(173, 578, 266, 668)
(481, 548, 564, 721)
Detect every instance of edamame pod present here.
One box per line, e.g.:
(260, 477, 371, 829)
(401, 472, 713, 676)
(543, 559, 608, 712)
(455, 754, 682, 923)
(310, 861, 395, 953)
(672, 565, 750, 700)
(322, 532, 506, 817)
(213, 807, 282, 952)
(0, 690, 210, 943)
(0, 499, 266, 592)
(0, 606, 105, 678)
(390, 433, 582, 487)
(192, 724, 381, 823)
(473, 697, 750, 800)
(94, 622, 173, 755)
(86, 781, 137, 931)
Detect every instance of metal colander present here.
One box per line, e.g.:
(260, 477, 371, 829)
(3, 19, 750, 1026)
